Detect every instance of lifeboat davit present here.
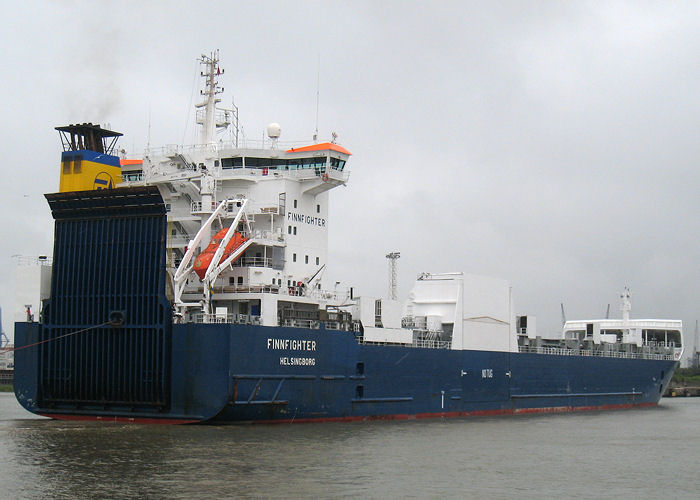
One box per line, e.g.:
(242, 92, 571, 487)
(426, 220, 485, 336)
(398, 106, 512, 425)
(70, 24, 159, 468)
(193, 229, 248, 280)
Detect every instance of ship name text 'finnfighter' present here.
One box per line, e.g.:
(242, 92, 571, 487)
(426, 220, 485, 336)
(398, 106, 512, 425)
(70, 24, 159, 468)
(267, 338, 317, 351)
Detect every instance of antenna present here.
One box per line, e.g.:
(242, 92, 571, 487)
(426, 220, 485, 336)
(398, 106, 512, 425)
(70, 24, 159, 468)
(313, 54, 320, 142)
(386, 252, 400, 300)
(605, 303, 610, 319)
(694, 319, 699, 369)
(231, 98, 239, 148)
(560, 303, 566, 327)
(147, 107, 152, 150)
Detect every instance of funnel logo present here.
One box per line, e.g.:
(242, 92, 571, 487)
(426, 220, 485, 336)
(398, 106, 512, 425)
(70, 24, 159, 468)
(93, 172, 114, 190)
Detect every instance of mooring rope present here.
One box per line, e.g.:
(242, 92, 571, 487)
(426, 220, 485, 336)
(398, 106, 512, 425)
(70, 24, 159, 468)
(7, 321, 112, 352)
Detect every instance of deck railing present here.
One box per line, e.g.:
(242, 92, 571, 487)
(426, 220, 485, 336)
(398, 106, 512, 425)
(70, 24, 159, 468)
(518, 345, 675, 360)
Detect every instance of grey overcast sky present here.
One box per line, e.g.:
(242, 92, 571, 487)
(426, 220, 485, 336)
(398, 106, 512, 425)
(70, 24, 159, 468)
(2, 1, 699, 359)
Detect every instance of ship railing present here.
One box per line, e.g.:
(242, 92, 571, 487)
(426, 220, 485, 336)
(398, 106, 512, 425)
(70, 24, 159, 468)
(232, 257, 272, 268)
(323, 321, 355, 331)
(412, 338, 452, 349)
(145, 139, 319, 158)
(518, 345, 675, 360)
(191, 313, 261, 325)
(281, 319, 321, 329)
(214, 284, 283, 294)
(248, 229, 285, 242)
(355, 338, 451, 349)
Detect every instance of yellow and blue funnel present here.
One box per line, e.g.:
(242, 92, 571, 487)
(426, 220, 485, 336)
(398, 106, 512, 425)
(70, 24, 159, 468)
(56, 123, 123, 193)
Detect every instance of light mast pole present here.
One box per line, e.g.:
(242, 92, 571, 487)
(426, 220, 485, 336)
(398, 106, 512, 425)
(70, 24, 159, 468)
(386, 252, 400, 300)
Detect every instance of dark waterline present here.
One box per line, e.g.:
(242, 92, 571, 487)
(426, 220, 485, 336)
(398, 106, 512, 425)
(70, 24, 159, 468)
(1, 393, 698, 499)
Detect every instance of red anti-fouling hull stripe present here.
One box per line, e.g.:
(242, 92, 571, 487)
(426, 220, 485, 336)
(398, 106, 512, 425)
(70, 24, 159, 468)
(251, 402, 658, 424)
(40, 413, 199, 425)
(40, 402, 657, 425)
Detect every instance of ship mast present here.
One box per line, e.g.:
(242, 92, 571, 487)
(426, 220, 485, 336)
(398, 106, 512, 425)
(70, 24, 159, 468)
(196, 50, 225, 145)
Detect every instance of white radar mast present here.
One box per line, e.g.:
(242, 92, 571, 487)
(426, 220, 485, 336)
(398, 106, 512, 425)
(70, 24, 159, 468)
(620, 287, 631, 323)
(196, 50, 230, 145)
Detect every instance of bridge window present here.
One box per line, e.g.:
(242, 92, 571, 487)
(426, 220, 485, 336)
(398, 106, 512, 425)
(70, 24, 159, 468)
(330, 158, 346, 171)
(221, 157, 243, 169)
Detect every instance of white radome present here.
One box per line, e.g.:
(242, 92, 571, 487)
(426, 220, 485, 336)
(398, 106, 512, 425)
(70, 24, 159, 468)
(267, 122, 281, 139)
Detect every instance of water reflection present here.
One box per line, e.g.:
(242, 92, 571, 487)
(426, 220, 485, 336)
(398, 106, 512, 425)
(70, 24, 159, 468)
(2, 395, 699, 499)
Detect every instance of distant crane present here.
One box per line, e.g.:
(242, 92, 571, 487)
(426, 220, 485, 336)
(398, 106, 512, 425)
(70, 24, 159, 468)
(386, 252, 400, 300)
(0, 307, 8, 348)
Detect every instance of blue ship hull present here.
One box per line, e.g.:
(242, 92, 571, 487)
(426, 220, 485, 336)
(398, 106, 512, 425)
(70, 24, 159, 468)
(13, 187, 677, 424)
(14, 321, 676, 424)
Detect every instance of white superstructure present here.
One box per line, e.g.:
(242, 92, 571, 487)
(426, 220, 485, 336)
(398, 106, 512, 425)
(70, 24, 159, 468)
(120, 51, 351, 326)
(115, 52, 681, 362)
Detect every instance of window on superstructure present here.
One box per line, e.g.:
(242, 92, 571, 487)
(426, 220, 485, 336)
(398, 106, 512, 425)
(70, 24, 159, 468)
(73, 155, 83, 173)
(221, 157, 243, 169)
(316, 204, 320, 213)
(293, 254, 297, 262)
(294, 199, 297, 208)
(229, 277, 235, 285)
(293, 227, 297, 235)
(331, 158, 346, 171)
(316, 257, 319, 265)
(288, 226, 292, 234)
(237, 276, 243, 285)
(305, 255, 309, 264)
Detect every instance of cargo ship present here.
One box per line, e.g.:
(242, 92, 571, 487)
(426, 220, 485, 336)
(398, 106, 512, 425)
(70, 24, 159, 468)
(13, 51, 683, 424)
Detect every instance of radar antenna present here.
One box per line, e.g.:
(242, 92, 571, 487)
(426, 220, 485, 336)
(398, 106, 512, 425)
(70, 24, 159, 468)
(386, 252, 400, 300)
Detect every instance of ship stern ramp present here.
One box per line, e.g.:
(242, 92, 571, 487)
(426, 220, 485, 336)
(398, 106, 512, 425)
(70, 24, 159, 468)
(14, 187, 230, 423)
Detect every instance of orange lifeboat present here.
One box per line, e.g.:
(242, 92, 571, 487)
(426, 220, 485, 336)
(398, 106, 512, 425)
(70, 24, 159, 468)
(193, 229, 248, 280)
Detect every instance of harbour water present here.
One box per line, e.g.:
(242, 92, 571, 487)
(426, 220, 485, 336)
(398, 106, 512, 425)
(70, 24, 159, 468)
(1, 392, 698, 499)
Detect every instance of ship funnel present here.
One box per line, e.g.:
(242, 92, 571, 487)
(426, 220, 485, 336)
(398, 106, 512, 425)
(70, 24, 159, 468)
(55, 123, 123, 193)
